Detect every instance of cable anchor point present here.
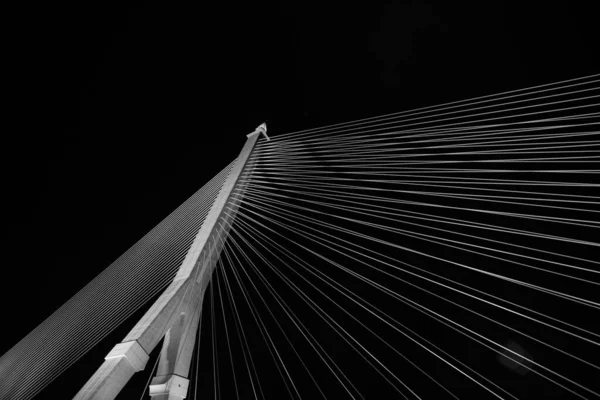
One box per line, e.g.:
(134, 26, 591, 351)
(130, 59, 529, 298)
(247, 122, 270, 141)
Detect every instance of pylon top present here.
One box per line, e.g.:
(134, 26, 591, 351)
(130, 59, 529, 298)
(247, 122, 269, 141)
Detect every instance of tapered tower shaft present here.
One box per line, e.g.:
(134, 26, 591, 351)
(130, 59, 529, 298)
(73, 124, 268, 400)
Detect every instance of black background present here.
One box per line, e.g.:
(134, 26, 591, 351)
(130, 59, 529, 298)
(2, 1, 599, 398)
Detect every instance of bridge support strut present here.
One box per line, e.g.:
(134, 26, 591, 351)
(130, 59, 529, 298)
(73, 123, 268, 400)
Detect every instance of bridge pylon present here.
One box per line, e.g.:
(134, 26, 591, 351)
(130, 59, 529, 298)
(73, 124, 268, 400)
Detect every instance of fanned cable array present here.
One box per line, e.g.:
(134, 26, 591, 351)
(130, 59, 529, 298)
(2, 73, 599, 400)
(187, 74, 600, 399)
(0, 160, 236, 400)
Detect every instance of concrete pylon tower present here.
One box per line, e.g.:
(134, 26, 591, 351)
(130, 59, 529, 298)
(74, 124, 269, 400)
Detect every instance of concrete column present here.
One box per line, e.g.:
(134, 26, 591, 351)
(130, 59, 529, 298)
(148, 276, 203, 399)
(73, 124, 268, 400)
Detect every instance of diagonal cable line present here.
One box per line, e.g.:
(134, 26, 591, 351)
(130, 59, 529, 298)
(226, 220, 418, 400)
(231, 211, 578, 398)
(210, 276, 220, 400)
(235, 194, 600, 345)
(239, 186, 600, 291)
(271, 74, 600, 141)
(229, 206, 599, 372)
(240, 179, 600, 248)
(240, 191, 600, 311)
(230, 200, 598, 398)
(222, 238, 333, 400)
(256, 119, 600, 154)
(223, 228, 364, 399)
(215, 225, 263, 400)
(215, 259, 241, 400)
(265, 99, 600, 148)
(214, 232, 300, 399)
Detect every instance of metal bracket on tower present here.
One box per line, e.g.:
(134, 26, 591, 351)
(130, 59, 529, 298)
(247, 122, 269, 141)
(149, 374, 189, 399)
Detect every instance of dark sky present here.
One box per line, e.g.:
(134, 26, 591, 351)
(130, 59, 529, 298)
(2, 1, 599, 399)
